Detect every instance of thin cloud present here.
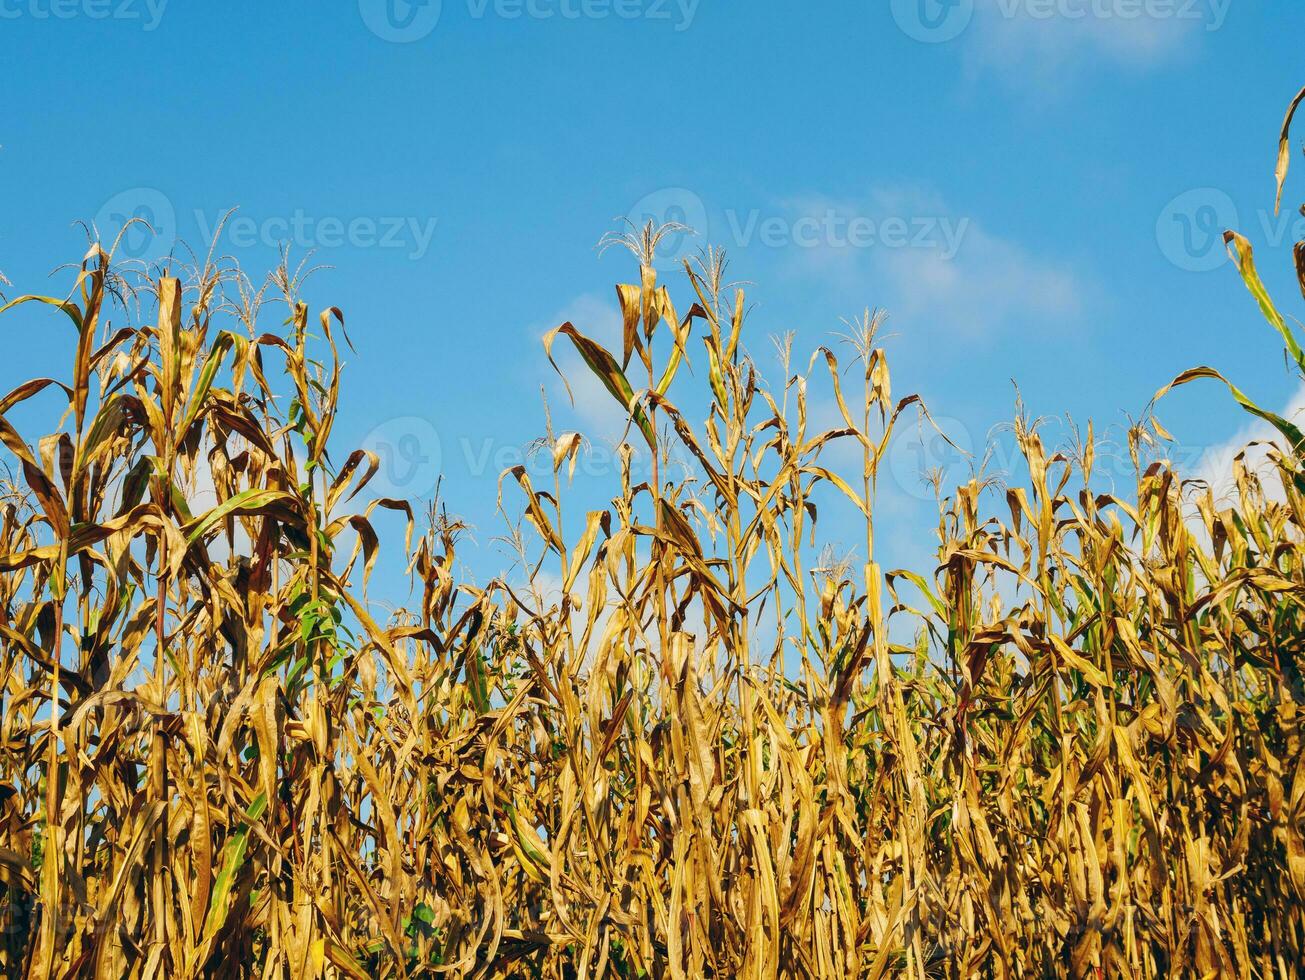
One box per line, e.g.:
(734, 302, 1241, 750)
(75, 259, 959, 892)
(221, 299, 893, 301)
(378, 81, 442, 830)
(963, 0, 1226, 89)
(1190, 381, 1305, 507)
(878, 221, 1082, 333)
(775, 186, 1084, 335)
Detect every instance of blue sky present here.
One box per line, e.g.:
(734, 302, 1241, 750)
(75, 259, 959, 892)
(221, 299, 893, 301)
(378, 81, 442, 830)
(2, 0, 1304, 598)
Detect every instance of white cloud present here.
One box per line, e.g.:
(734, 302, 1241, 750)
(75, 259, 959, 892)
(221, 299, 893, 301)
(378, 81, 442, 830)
(1189, 382, 1305, 507)
(963, 0, 1226, 89)
(776, 186, 1083, 335)
(878, 221, 1082, 333)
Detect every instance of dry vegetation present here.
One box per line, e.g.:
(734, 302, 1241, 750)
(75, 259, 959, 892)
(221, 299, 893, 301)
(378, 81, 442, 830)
(0, 89, 1303, 979)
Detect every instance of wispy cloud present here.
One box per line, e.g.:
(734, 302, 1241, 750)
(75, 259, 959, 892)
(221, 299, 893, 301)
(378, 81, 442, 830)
(963, 0, 1228, 88)
(1190, 382, 1305, 506)
(776, 185, 1084, 335)
(878, 221, 1082, 333)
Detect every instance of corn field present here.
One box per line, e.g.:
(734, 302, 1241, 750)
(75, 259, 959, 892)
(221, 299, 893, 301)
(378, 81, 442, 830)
(0, 89, 1303, 979)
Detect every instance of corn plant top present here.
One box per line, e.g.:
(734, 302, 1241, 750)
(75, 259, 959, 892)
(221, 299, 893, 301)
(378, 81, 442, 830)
(0, 86, 1302, 980)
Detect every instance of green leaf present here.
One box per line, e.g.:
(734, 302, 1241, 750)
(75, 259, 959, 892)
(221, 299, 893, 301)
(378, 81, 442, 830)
(179, 331, 237, 438)
(1156, 365, 1305, 464)
(200, 791, 268, 943)
(183, 488, 301, 547)
(0, 294, 83, 332)
(544, 322, 656, 451)
(1223, 231, 1305, 374)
